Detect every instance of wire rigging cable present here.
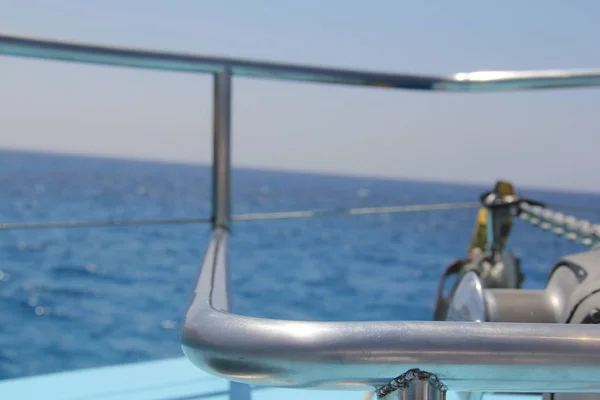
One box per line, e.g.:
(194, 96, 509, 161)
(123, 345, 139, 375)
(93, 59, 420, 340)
(0, 201, 597, 232)
(0, 202, 479, 231)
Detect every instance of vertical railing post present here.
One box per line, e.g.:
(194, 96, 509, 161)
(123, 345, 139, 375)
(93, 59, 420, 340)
(378, 370, 446, 400)
(398, 380, 446, 400)
(212, 68, 250, 400)
(212, 67, 232, 232)
(380, 380, 446, 400)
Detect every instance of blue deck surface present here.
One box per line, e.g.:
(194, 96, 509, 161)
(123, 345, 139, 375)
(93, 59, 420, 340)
(0, 356, 543, 400)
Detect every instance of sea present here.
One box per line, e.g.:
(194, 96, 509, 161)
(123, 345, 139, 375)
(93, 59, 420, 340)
(0, 149, 598, 380)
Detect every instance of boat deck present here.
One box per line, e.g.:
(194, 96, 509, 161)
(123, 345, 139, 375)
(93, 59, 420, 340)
(0, 356, 542, 400)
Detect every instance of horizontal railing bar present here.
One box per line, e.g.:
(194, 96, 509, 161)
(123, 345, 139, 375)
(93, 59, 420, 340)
(182, 230, 600, 392)
(2, 32, 600, 92)
(0, 202, 480, 231)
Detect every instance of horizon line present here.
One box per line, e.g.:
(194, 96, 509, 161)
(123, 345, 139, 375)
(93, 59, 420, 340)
(0, 146, 597, 197)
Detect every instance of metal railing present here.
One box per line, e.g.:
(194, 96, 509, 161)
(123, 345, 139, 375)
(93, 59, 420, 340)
(3, 32, 600, 396)
(3, 33, 600, 91)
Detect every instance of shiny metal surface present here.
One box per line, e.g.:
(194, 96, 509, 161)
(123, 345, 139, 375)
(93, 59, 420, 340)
(182, 230, 600, 392)
(212, 68, 232, 231)
(2, 32, 600, 92)
(209, 67, 251, 400)
(446, 272, 487, 322)
(483, 289, 557, 323)
(395, 381, 446, 400)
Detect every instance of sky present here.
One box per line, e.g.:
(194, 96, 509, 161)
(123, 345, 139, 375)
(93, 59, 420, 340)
(1, 1, 600, 192)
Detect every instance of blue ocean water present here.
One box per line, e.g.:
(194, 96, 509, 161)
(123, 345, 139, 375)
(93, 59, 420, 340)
(0, 149, 598, 380)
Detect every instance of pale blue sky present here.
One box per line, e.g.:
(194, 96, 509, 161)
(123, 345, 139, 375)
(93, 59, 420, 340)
(2, 1, 600, 192)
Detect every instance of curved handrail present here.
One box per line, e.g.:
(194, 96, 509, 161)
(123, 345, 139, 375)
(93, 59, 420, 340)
(182, 230, 600, 392)
(2, 32, 600, 92)
(5, 31, 600, 393)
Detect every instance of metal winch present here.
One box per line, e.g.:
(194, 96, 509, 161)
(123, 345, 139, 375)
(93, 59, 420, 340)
(434, 181, 600, 400)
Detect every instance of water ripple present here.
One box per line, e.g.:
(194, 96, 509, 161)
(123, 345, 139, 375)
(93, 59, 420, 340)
(0, 149, 594, 379)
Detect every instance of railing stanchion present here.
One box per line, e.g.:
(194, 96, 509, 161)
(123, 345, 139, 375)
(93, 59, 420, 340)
(212, 67, 232, 232)
(211, 67, 250, 400)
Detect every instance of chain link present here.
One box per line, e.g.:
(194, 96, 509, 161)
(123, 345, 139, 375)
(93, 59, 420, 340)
(519, 202, 600, 247)
(376, 369, 448, 398)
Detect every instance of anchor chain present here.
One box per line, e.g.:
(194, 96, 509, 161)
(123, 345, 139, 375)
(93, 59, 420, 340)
(376, 369, 448, 398)
(519, 202, 600, 248)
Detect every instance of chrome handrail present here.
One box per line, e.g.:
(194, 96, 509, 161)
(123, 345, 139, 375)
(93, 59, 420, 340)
(3, 32, 600, 394)
(183, 229, 600, 392)
(2, 32, 600, 91)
